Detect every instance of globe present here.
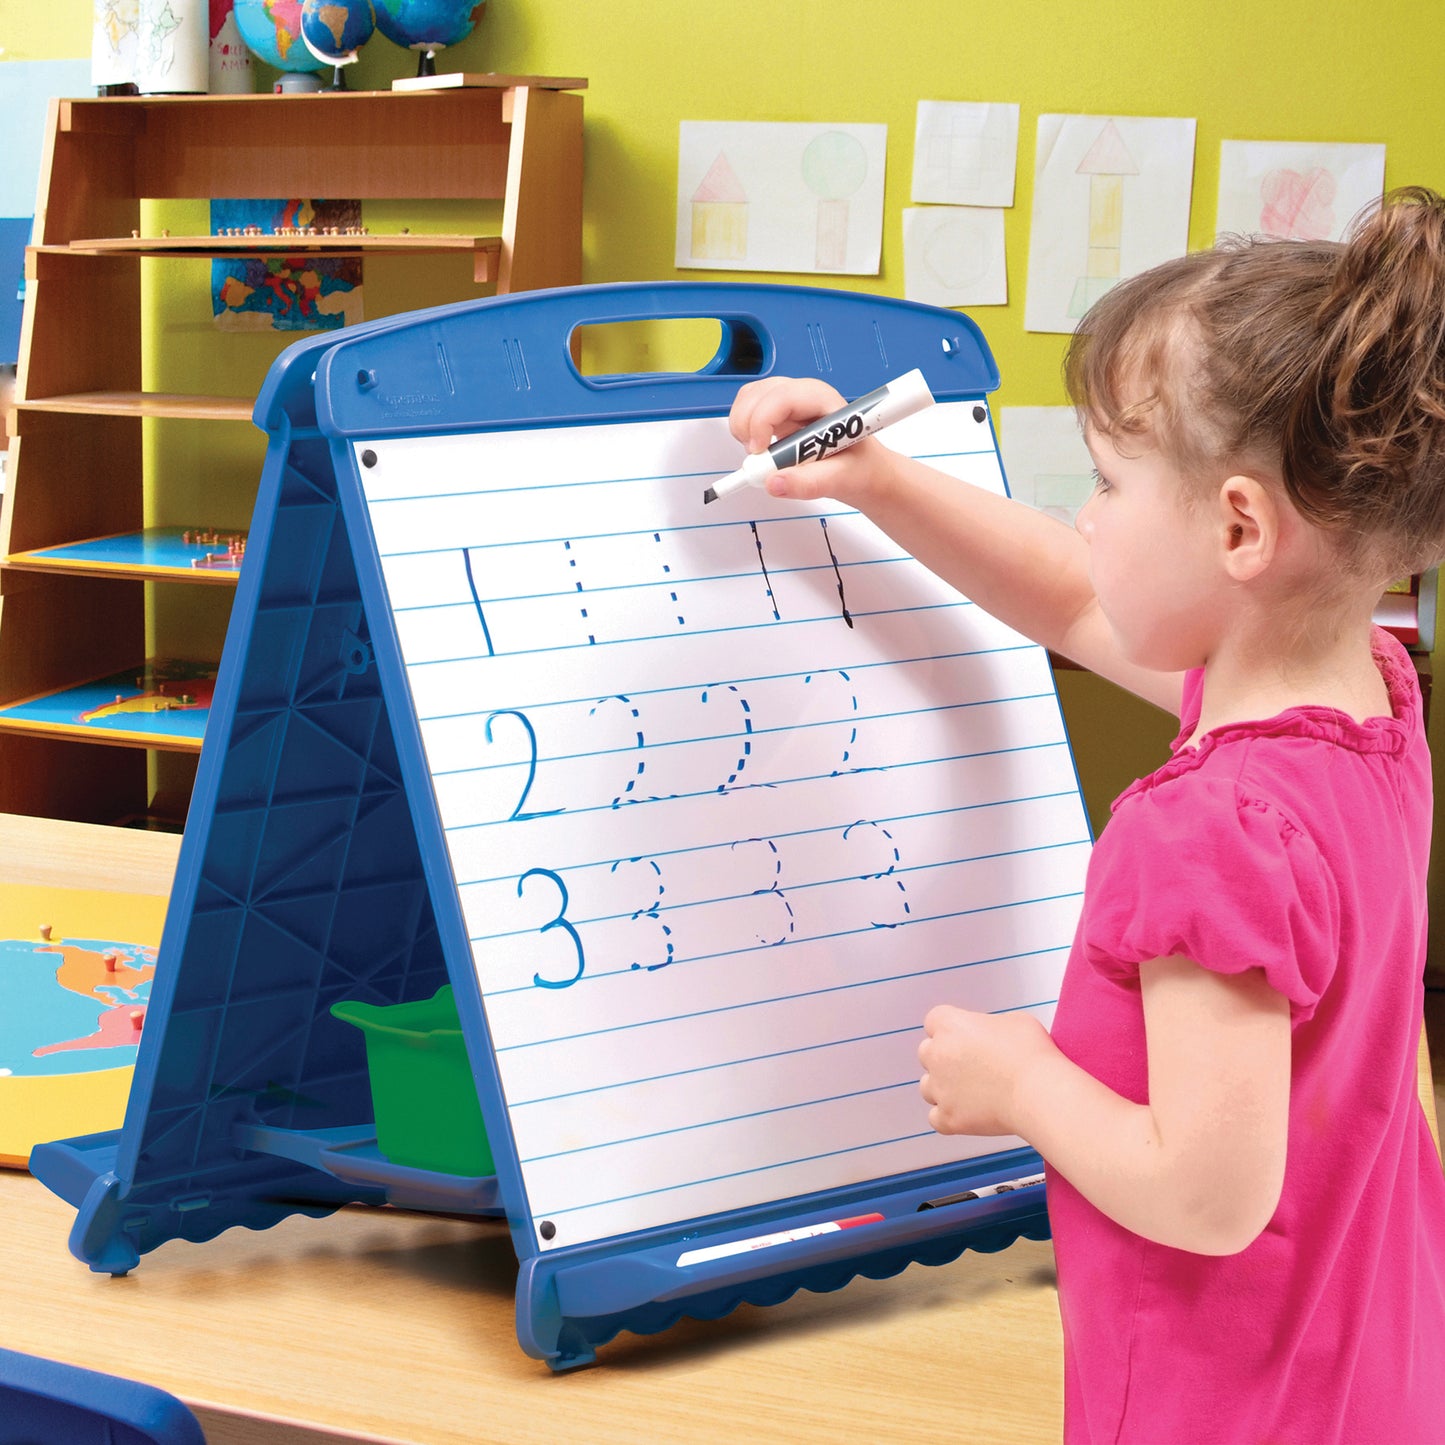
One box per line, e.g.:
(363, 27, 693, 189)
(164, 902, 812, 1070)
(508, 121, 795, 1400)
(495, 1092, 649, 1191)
(373, 0, 484, 71)
(300, 0, 376, 67)
(233, 0, 323, 72)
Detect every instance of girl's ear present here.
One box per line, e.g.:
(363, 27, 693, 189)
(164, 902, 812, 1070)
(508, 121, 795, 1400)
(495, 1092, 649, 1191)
(1217, 474, 1278, 581)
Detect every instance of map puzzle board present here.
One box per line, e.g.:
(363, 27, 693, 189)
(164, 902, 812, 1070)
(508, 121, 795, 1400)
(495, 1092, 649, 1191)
(0, 880, 165, 1167)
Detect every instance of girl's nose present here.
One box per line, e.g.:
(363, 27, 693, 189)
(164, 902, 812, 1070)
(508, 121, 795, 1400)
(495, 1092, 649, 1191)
(1074, 493, 1095, 538)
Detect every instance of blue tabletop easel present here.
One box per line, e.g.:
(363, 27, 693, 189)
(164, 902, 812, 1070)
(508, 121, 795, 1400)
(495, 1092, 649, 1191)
(34, 283, 1092, 1369)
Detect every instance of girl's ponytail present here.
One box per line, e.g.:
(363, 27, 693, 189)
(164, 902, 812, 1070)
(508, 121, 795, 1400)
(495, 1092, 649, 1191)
(1282, 187, 1445, 562)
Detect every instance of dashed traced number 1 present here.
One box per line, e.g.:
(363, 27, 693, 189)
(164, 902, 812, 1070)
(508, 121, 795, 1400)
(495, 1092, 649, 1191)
(819, 517, 854, 629)
(750, 522, 780, 621)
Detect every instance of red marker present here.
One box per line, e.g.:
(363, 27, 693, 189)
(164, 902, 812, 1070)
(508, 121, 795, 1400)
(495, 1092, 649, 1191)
(677, 1212, 884, 1267)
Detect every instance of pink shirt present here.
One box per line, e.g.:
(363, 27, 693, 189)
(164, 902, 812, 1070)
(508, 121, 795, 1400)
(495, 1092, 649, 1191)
(1048, 630, 1445, 1444)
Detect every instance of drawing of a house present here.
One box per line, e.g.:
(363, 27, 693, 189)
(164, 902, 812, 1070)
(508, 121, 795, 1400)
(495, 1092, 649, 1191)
(691, 152, 748, 262)
(1069, 119, 1139, 318)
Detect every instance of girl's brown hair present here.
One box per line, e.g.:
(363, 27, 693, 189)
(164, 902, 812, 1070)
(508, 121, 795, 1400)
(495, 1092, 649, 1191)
(1064, 186, 1445, 576)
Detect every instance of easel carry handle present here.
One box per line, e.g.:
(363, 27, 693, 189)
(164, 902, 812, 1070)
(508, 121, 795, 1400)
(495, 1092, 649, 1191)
(281, 282, 999, 442)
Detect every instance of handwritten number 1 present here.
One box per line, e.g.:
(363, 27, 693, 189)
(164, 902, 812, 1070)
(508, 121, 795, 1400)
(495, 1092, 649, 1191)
(462, 548, 496, 656)
(518, 867, 585, 989)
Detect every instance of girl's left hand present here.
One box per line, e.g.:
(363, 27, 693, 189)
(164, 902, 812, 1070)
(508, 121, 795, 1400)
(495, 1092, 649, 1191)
(918, 1004, 1054, 1137)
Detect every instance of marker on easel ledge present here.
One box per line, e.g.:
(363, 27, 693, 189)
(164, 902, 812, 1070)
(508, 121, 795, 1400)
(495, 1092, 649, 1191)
(702, 368, 936, 504)
(676, 1211, 884, 1267)
(917, 1171, 1046, 1211)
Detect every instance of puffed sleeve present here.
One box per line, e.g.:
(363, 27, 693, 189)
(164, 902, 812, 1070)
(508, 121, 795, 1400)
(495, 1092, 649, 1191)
(1080, 776, 1338, 1022)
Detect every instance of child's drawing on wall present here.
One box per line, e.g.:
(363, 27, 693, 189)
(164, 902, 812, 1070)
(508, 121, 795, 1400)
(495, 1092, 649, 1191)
(690, 152, 748, 262)
(998, 406, 1096, 525)
(802, 130, 868, 271)
(1216, 140, 1386, 243)
(902, 206, 1007, 308)
(1024, 113, 1195, 334)
(676, 121, 887, 276)
(911, 100, 1019, 208)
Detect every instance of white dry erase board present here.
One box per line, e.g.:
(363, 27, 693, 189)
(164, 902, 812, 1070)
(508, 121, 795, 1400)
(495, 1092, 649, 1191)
(360, 404, 1086, 1248)
(31, 283, 1092, 1369)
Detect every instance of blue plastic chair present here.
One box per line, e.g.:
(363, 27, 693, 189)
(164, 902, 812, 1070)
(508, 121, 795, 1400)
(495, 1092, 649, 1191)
(0, 1346, 205, 1445)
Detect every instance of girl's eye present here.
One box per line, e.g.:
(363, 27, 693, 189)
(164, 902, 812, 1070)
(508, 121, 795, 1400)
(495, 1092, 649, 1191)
(1091, 469, 1111, 493)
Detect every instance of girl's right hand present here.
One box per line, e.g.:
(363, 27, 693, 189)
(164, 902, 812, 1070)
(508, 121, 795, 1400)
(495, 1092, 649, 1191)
(727, 376, 892, 506)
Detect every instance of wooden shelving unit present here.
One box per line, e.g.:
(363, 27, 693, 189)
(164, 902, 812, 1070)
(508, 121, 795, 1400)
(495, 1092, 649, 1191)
(0, 81, 583, 830)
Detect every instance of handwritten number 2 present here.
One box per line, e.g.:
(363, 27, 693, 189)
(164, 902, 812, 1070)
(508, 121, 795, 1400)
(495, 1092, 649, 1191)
(518, 867, 585, 989)
(484, 710, 562, 823)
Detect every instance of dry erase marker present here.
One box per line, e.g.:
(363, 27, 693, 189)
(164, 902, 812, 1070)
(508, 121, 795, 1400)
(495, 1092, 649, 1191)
(676, 1211, 884, 1267)
(916, 1171, 1045, 1211)
(702, 368, 936, 504)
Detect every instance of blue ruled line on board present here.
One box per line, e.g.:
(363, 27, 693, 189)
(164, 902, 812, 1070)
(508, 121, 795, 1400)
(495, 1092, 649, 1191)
(452, 791, 1081, 889)
(484, 885, 1083, 1017)
(443, 737, 1073, 835)
(414, 643, 1040, 724)
(430, 691, 1056, 789)
(508, 953, 1068, 1102)
(468, 835, 1088, 949)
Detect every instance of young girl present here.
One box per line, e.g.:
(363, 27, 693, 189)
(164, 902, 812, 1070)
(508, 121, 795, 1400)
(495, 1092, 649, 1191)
(729, 187, 1445, 1444)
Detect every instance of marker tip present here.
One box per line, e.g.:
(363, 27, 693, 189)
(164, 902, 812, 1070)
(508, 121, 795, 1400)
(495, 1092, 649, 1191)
(702, 487, 717, 505)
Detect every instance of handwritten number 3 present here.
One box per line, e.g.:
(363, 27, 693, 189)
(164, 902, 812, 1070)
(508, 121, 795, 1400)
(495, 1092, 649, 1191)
(518, 867, 586, 989)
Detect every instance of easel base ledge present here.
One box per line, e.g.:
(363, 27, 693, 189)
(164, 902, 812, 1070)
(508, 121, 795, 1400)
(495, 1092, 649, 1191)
(34, 1124, 1051, 1370)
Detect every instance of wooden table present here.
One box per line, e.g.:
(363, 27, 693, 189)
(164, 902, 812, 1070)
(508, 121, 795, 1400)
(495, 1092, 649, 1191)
(0, 813, 1065, 1444)
(0, 1171, 1063, 1445)
(3, 813, 1434, 1443)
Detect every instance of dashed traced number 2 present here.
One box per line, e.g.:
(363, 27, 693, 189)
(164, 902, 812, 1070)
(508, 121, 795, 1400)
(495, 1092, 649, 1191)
(700, 683, 752, 791)
(804, 667, 859, 775)
(589, 695, 645, 807)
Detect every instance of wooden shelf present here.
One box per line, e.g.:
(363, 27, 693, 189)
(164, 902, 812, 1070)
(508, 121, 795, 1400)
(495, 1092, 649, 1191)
(17, 393, 254, 421)
(0, 82, 584, 829)
(6, 526, 246, 584)
(0, 658, 216, 753)
(42, 234, 505, 284)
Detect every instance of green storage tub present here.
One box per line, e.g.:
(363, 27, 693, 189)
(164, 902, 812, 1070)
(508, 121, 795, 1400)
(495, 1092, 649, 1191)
(330, 984, 494, 1177)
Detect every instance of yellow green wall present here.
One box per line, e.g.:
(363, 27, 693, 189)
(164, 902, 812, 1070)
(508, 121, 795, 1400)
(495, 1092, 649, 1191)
(8, 1, 1445, 969)
(17, 1, 1445, 411)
